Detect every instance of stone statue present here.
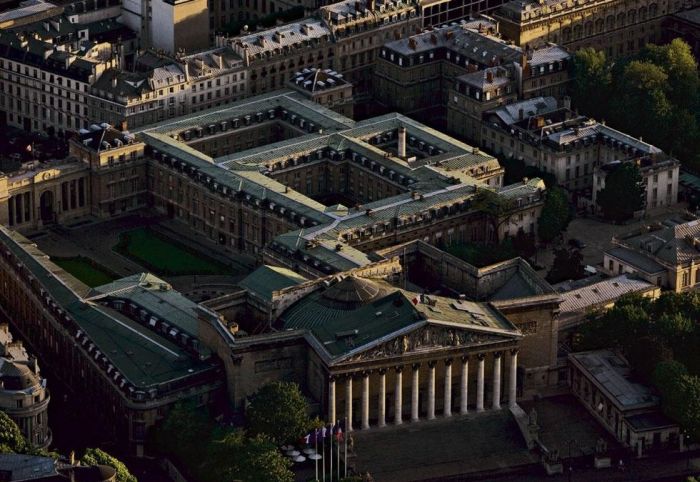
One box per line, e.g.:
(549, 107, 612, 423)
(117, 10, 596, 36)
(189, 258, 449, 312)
(528, 407, 538, 427)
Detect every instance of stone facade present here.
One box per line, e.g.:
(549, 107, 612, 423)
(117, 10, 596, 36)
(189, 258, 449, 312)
(493, 0, 686, 58)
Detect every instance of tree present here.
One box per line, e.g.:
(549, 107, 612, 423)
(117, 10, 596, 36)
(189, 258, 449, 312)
(0, 411, 27, 454)
(546, 247, 584, 284)
(203, 431, 294, 482)
(471, 188, 517, 243)
(569, 48, 611, 121)
(149, 401, 213, 469)
(246, 381, 311, 445)
(81, 448, 137, 482)
(596, 163, 644, 222)
(537, 187, 570, 243)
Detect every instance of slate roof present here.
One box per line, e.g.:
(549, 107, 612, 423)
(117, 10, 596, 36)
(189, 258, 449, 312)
(485, 96, 558, 126)
(569, 350, 659, 411)
(0, 227, 217, 390)
(606, 247, 666, 274)
(280, 276, 518, 359)
(558, 274, 655, 314)
(615, 219, 700, 267)
(239, 265, 308, 301)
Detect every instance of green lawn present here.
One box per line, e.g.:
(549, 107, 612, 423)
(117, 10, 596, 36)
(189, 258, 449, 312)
(114, 228, 230, 276)
(52, 256, 118, 287)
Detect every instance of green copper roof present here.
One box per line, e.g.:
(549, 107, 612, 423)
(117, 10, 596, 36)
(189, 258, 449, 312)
(239, 265, 308, 300)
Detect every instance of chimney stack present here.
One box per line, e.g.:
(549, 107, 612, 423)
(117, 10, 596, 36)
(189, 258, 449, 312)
(518, 108, 524, 121)
(486, 70, 493, 83)
(398, 126, 407, 158)
(111, 75, 117, 88)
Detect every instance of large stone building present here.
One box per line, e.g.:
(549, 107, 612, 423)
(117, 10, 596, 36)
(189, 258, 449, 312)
(664, 7, 700, 58)
(0, 323, 51, 449)
(0, 16, 131, 135)
(0, 228, 225, 455)
(493, 0, 688, 57)
(373, 18, 570, 136)
(481, 96, 680, 206)
(603, 216, 700, 292)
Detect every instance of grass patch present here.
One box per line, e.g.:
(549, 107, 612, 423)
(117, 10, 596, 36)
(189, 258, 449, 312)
(114, 227, 231, 276)
(52, 256, 118, 287)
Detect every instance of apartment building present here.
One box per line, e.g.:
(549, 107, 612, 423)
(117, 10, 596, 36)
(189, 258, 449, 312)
(493, 0, 685, 58)
(481, 97, 680, 205)
(0, 16, 123, 135)
(287, 67, 354, 117)
(374, 18, 570, 138)
(88, 47, 247, 130)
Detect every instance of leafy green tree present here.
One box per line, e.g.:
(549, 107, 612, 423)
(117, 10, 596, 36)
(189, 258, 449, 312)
(149, 401, 214, 469)
(81, 448, 137, 482)
(0, 411, 27, 454)
(596, 163, 644, 222)
(203, 431, 293, 482)
(537, 187, 570, 243)
(246, 381, 311, 445)
(546, 247, 584, 284)
(641, 40, 699, 109)
(569, 48, 611, 121)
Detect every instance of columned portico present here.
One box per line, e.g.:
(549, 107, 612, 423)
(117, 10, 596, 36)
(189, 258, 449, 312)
(443, 359, 452, 417)
(509, 349, 519, 408)
(476, 354, 485, 412)
(346, 376, 353, 432)
(460, 356, 469, 415)
(328, 377, 336, 425)
(394, 366, 403, 425)
(411, 363, 420, 422)
(427, 361, 436, 420)
(378, 369, 387, 427)
(492, 352, 502, 410)
(361, 372, 370, 430)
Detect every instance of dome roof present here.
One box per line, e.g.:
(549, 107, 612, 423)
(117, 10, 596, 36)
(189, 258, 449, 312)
(0, 360, 38, 390)
(320, 276, 388, 309)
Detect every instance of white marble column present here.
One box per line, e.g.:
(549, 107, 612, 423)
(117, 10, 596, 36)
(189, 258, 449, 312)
(361, 372, 370, 430)
(444, 359, 452, 417)
(346, 376, 353, 432)
(427, 361, 436, 420)
(460, 356, 469, 415)
(476, 354, 485, 412)
(378, 369, 387, 427)
(328, 376, 336, 425)
(411, 364, 420, 422)
(394, 367, 403, 425)
(509, 349, 519, 409)
(492, 352, 502, 410)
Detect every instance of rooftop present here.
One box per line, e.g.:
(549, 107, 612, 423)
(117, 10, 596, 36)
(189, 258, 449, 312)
(238, 265, 308, 301)
(558, 274, 656, 314)
(614, 217, 700, 267)
(569, 350, 659, 411)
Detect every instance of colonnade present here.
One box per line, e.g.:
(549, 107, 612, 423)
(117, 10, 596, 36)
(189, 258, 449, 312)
(327, 349, 519, 430)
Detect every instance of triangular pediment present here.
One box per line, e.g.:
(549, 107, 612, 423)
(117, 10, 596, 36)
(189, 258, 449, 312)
(333, 322, 516, 364)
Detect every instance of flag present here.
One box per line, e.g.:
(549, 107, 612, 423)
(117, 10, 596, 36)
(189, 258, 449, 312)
(321, 426, 328, 439)
(303, 433, 311, 444)
(335, 425, 343, 443)
(412, 296, 418, 305)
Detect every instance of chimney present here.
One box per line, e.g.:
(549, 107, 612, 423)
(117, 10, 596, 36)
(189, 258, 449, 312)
(355, 0, 360, 11)
(118, 120, 128, 131)
(430, 33, 437, 44)
(369, 0, 375, 10)
(409, 38, 417, 50)
(398, 127, 407, 158)
(111, 75, 117, 88)
(562, 95, 571, 110)
(486, 70, 493, 83)
(518, 108, 524, 121)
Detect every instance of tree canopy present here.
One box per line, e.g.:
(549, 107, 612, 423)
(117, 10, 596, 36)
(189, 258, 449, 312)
(246, 381, 312, 445)
(596, 162, 644, 222)
(569, 40, 700, 171)
(0, 411, 27, 454)
(537, 186, 570, 243)
(546, 247, 583, 284)
(576, 292, 700, 440)
(81, 448, 137, 482)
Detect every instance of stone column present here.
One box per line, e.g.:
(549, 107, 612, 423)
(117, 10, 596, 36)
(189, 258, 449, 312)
(361, 372, 370, 430)
(378, 369, 387, 427)
(509, 349, 519, 409)
(328, 376, 336, 425)
(444, 359, 452, 417)
(427, 361, 436, 420)
(394, 366, 403, 425)
(346, 376, 353, 432)
(492, 352, 502, 410)
(460, 356, 469, 415)
(411, 363, 420, 422)
(476, 354, 485, 412)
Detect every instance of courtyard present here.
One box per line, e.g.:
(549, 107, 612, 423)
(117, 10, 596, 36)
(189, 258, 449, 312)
(51, 256, 118, 287)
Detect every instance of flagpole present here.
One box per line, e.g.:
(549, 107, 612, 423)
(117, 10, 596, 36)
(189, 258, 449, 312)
(322, 428, 326, 482)
(344, 417, 348, 478)
(336, 421, 340, 481)
(329, 424, 333, 482)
